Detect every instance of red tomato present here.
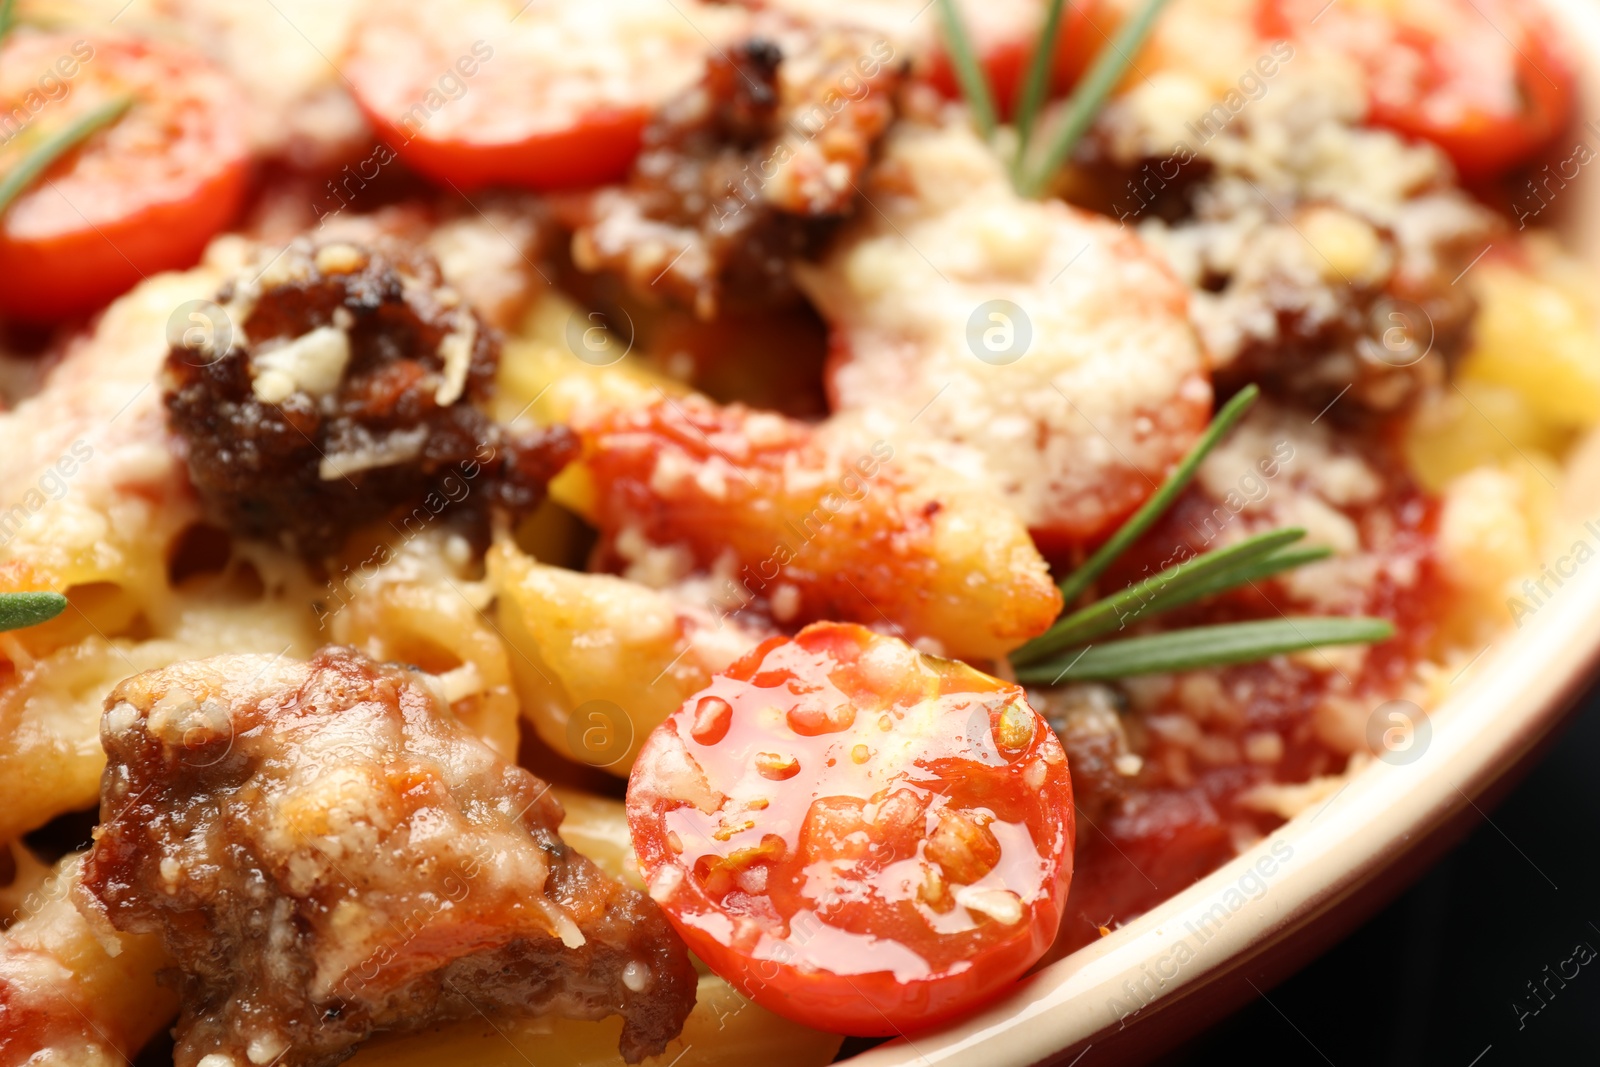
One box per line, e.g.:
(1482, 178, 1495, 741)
(344, 0, 742, 191)
(627, 622, 1075, 1036)
(0, 32, 249, 322)
(1257, 0, 1575, 179)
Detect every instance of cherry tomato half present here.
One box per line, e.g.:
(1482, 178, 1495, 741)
(627, 622, 1075, 1036)
(0, 32, 250, 322)
(344, 0, 743, 191)
(1258, 0, 1575, 180)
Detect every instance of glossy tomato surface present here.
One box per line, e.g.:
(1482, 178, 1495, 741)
(0, 32, 249, 321)
(1258, 0, 1575, 180)
(627, 622, 1075, 1036)
(344, 0, 739, 191)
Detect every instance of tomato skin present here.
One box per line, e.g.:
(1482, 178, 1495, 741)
(359, 104, 647, 192)
(0, 164, 247, 322)
(344, 0, 741, 193)
(627, 622, 1075, 1036)
(0, 33, 249, 322)
(1372, 26, 1573, 181)
(1256, 0, 1576, 180)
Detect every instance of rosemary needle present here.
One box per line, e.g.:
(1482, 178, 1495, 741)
(0, 94, 134, 218)
(936, 0, 999, 142)
(1017, 0, 1175, 196)
(1014, 526, 1310, 663)
(0, 591, 68, 632)
(1014, 617, 1396, 684)
(1012, 0, 1068, 176)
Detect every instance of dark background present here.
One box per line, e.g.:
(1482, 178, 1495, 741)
(1160, 686, 1600, 1066)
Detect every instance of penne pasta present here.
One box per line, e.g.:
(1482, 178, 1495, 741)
(328, 530, 523, 759)
(345, 974, 844, 1067)
(490, 539, 760, 775)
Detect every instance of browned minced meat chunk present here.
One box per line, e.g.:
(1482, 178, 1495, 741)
(1078, 146, 1485, 415)
(163, 238, 577, 556)
(1031, 685, 1139, 824)
(568, 25, 902, 319)
(1205, 229, 1481, 419)
(75, 647, 696, 1067)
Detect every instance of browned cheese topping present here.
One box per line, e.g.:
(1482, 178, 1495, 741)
(569, 25, 903, 318)
(162, 238, 576, 557)
(74, 647, 697, 1067)
(1078, 70, 1495, 417)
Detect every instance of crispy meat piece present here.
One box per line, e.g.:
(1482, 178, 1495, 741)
(569, 26, 902, 318)
(75, 647, 696, 1067)
(163, 238, 576, 556)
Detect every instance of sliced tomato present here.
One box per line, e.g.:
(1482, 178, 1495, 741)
(1257, 0, 1575, 179)
(0, 32, 249, 322)
(627, 622, 1075, 1036)
(344, 0, 746, 191)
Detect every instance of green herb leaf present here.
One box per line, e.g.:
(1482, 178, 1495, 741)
(1160, 543, 1333, 609)
(936, 0, 999, 142)
(1011, 0, 1068, 175)
(0, 95, 133, 219)
(1013, 616, 1396, 684)
(1056, 383, 1259, 610)
(1017, 0, 1174, 196)
(0, 0, 16, 47)
(1014, 527, 1309, 663)
(0, 591, 68, 633)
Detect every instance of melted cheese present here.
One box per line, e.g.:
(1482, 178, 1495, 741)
(799, 118, 1209, 539)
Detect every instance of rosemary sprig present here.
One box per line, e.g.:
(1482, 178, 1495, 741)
(0, 94, 133, 218)
(938, 0, 1174, 195)
(1017, 0, 1173, 195)
(1014, 617, 1396, 684)
(0, 591, 67, 632)
(937, 0, 998, 142)
(1009, 383, 1393, 683)
(1014, 527, 1313, 664)
(1011, 0, 1068, 175)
